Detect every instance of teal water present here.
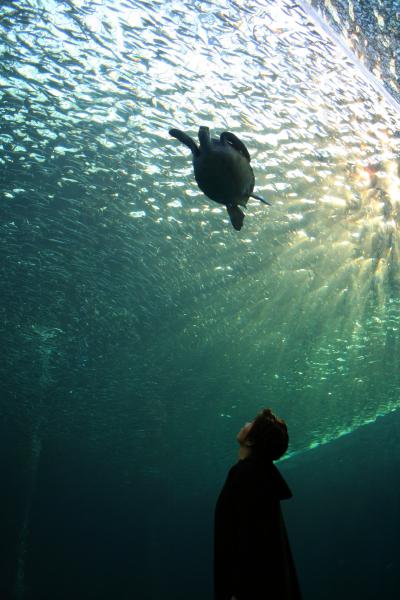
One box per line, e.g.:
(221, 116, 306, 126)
(2, 0, 400, 455)
(1, 0, 400, 597)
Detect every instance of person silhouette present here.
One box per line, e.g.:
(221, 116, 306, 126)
(214, 409, 302, 600)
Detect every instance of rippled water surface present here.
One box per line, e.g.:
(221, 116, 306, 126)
(2, 0, 400, 467)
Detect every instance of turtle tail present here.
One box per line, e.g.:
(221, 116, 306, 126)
(169, 128, 200, 157)
(226, 205, 245, 231)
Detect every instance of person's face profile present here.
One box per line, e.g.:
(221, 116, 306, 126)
(236, 421, 253, 445)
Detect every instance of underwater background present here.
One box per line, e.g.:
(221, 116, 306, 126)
(1, 0, 400, 598)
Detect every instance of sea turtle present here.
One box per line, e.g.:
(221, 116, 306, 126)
(169, 126, 270, 231)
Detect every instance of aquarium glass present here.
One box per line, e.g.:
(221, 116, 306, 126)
(1, 0, 400, 597)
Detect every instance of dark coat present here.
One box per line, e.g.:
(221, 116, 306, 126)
(214, 457, 302, 600)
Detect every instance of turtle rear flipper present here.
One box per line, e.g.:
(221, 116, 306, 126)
(169, 129, 200, 157)
(226, 205, 245, 231)
(250, 193, 272, 206)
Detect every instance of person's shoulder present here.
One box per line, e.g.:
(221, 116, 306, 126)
(233, 459, 291, 497)
(228, 458, 260, 485)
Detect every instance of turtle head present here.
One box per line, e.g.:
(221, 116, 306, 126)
(198, 126, 211, 150)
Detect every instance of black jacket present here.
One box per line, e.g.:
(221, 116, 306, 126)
(214, 457, 302, 600)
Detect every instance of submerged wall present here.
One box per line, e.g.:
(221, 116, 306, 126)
(281, 409, 400, 600)
(2, 407, 399, 599)
(306, 0, 400, 106)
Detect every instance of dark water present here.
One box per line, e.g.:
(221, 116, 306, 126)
(1, 0, 400, 598)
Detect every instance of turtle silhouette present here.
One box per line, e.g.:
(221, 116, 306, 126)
(169, 126, 270, 230)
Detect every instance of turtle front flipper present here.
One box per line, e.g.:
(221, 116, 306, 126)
(226, 205, 245, 231)
(169, 128, 200, 157)
(220, 131, 251, 162)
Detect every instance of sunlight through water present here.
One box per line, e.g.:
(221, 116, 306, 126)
(2, 0, 400, 468)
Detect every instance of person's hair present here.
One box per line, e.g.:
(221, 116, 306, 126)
(246, 409, 289, 461)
